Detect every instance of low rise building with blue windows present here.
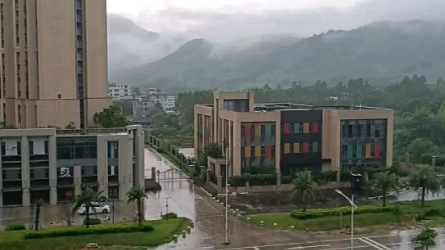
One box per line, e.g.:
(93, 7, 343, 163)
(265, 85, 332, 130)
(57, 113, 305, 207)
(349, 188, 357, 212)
(0, 125, 144, 206)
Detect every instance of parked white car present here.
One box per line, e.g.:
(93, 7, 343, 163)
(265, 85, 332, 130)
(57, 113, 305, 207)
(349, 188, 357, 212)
(77, 202, 110, 215)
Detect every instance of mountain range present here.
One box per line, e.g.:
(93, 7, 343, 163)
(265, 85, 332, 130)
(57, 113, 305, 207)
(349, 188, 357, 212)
(108, 16, 445, 88)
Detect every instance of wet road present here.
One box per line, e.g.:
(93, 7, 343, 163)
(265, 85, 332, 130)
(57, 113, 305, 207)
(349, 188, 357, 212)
(143, 149, 445, 249)
(143, 148, 327, 249)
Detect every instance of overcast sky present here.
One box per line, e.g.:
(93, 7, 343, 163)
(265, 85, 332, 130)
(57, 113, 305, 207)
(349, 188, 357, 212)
(107, 0, 445, 39)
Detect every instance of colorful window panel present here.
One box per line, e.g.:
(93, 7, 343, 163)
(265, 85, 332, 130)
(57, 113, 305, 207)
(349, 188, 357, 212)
(356, 144, 363, 158)
(312, 142, 319, 152)
(312, 123, 319, 133)
(293, 123, 301, 133)
(303, 142, 310, 153)
(365, 144, 372, 158)
(255, 146, 261, 157)
(284, 123, 291, 134)
(245, 126, 251, 138)
(284, 143, 290, 154)
(265, 146, 272, 157)
(265, 124, 272, 136)
(374, 144, 380, 158)
(245, 147, 251, 158)
(293, 143, 300, 153)
(255, 125, 262, 137)
(303, 123, 310, 133)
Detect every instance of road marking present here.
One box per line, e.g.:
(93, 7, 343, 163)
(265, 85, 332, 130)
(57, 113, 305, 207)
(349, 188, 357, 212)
(287, 244, 330, 249)
(252, 247, 260, 250)
(359, 237, 391, 250)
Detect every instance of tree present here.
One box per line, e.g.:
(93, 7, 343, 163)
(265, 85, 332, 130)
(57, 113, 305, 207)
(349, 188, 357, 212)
(413, 228, 437, 250)
(133, 87, 141, 96)
(71, 187, 100, 228)
(407, 166, 441, 206)
(198, 143, 222, 167)
(127, 186, 147, 224)
(93, 105, 129, 128)
(289, 171, 316, 212)
(33, 199, 44, 231)
(373, 171, 399, 206)
(392, 205, 404, 227)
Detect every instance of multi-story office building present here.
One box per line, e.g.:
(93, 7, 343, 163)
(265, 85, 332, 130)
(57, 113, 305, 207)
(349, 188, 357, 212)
(194, 91, 394, 178)
(0, 0, 110, 129)
(0, 125, 145, 206)
(108, 83, 132, 101)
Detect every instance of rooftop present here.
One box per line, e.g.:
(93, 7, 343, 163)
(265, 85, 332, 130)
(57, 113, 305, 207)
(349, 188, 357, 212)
(253, 103, 390, 112)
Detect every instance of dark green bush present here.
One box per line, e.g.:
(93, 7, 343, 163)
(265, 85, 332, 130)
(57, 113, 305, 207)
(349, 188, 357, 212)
(23, 223, 154, 239)
(291, 205, 395, 220)
(83, 217, 102, 225)
(5, 223, 26, 231)
(162, 212, 178, 219)
(229, 173, 277, 187)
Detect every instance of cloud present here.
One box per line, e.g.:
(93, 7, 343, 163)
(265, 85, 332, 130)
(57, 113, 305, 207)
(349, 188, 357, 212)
(130, 0, 445, 40)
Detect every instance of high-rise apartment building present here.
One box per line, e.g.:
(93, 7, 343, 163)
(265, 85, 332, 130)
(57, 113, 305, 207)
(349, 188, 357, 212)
(0, 0, 110, 129)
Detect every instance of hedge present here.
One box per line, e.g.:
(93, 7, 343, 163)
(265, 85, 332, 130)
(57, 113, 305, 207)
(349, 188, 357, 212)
(291, 205, 395, 220)
(23, 223, 154, 239)
(5, 223, 26, 231)
(162, 212, 178, 220)
(83, 217, 102, 225)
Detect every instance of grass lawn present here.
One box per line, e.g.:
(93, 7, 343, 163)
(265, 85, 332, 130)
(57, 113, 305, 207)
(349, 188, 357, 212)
(0, 218, 190, 250)
(244, 200, 445, 232)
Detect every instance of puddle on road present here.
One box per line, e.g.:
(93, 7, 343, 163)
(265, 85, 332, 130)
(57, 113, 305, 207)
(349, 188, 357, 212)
(389, 228, 445, 249)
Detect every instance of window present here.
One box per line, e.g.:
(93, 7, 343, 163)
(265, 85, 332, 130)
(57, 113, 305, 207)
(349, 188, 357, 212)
(261, 125, 265, 136)
(108, 141, 119, 158)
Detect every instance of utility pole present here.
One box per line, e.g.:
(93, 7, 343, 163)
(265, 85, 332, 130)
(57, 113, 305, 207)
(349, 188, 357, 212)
(164, 197, 171, 219)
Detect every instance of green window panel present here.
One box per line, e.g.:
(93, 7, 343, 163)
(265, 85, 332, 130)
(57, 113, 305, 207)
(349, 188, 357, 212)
(312, 142, 319, 152)
(265, 124, 272, 136)
(356, 144, 363, 158)
(347, 144, 353, 158)
(293, 123, 301, 133)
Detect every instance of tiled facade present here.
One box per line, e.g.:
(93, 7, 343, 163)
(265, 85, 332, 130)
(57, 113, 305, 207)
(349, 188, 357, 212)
(194, 91, 394, 177)
(0, 125, 145, 207)
(0, 0, 110, 129)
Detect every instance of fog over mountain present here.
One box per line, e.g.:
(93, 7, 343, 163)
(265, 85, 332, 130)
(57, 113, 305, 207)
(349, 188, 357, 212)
(108, 0, 445, 86)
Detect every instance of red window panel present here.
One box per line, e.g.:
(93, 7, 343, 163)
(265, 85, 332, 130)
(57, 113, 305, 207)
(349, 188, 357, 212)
(204, 138, 209, 146)
(265, 146, 272, 157)
(284, 123, 291, 134)
(313, 123, 319, 133)
(245, 126, 251, 138)
(375, 144, 380, 158)
(303, 142, 310, 153)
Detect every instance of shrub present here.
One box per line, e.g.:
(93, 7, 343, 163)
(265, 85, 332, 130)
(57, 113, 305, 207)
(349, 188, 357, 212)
(290, 205, 395, 220)
(23, 223, 153, 239)
(83, 217, 102, 225)
(162, 212, 178, 220)
(5, 223, 26, 231)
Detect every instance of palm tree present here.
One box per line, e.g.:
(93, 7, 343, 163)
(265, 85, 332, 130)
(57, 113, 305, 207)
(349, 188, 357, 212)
(127, 186, 147, 224)
(407, 166, 441, 206)
(71, 187, 100, 228)
(373, 171, 399, 206)
(289, 171, 316, 212)
(413, 228, 437, 250)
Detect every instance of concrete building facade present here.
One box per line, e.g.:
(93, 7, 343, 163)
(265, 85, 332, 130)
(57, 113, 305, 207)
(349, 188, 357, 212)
(0, 0, 110, 129)
(0, 125, 145, 207)
(194, 92, 394, 179)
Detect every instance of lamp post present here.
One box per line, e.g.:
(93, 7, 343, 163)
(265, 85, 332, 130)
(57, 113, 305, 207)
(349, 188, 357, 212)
(335, 189, 357, 250)
(164, 197, 171, 219)
(223, 148, 230, 245)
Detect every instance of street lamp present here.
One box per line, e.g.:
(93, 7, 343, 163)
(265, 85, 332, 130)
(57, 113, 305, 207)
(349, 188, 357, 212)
(164, 197, 171, 220)
(335, 189, 358, 250)
(223, 148, 230, 245)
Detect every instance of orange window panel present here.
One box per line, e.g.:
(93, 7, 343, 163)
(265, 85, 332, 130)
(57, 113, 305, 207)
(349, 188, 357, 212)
(255, 146, 261, 157)
(255, 125, 262, 137)
(303, 123, 310, 133)
(293, 143, 300, 153)
(245, 147, 251, 158)
(365, 144, 371, 158)
(284, 143, 290, 154)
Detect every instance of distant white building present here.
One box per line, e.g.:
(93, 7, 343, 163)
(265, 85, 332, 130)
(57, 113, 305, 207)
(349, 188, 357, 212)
(108, 83, 133, 100)
(140, 88, 175, 111)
